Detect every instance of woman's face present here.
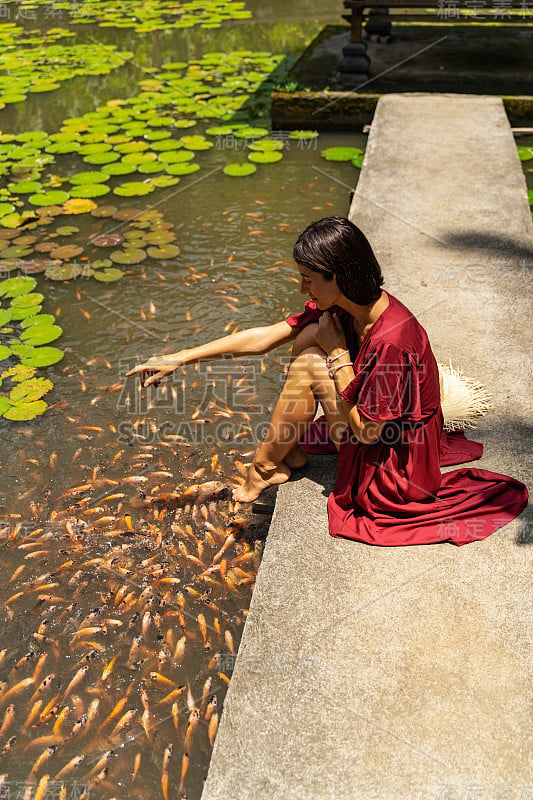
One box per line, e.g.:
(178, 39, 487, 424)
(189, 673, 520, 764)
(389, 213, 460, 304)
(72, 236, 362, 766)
(297, 264, 340, 310)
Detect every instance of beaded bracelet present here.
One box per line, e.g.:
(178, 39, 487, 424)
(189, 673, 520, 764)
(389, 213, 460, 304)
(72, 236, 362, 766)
(325, 349, 349, 368)
(328, 362, 353, 379)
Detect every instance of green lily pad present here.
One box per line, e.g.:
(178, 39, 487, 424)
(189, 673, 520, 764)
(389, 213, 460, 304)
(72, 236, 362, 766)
(0, 309, 12, 325)
(93, 268, 124, 282)
(10, 377, 53, 403)
(28, 190, 70, 206)
(248, 151, 283, 164)
(321, 146, 363, 162)
(20, 324, 62, 346)
(70, 184, 111, 199)
(1, 212, 38, 229)
(352, 154, 364, 169)
(233, 127, 269, 139)
(19, 346, 64, 367)
(0, 344, 11, 360)
(160, 150, 194, 164)
(103, 162, 138, 176)
(288, 130, 319, 139)
(8, 181, 42, 195)
(55, 226, 80, 236)
(45, 263, 83, 280)
(150, 175, 180, 188)
(11, 292, 44, 307)
(179, 135, 213, 151)
(147, 244, 181, 259)
(10, 304, 42, 320)
(3, 400, 48, 421)
(114, 182, 155, 197)
(165, 162, 199, 176)
(248, 140, 284, 152)
(69, 171, 109, 185)
(20, 313, 56, 329)
(517, 146, 533, 161)
(109, 248, 146, 265)
(0, 396, 10, 415)
(0, 276, 37, 298)
(223, 163, 257, 177)
(0, 203, 16, 219)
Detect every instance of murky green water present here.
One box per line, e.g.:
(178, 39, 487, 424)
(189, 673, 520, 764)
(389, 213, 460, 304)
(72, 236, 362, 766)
(0, 2, 367, 798)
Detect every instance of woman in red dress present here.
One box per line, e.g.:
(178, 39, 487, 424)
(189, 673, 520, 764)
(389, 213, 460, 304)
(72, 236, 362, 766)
(127, 217, 528, 546)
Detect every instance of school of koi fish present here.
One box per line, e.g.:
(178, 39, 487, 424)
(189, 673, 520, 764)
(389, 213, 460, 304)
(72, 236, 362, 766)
(0, 415, 269, 799)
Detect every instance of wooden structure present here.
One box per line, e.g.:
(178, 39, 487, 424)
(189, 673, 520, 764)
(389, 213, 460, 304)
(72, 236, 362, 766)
(343, 0, 532, 43)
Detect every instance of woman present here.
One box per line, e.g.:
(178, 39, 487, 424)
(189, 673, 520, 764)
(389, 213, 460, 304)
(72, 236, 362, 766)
(126, 217, 528, 547)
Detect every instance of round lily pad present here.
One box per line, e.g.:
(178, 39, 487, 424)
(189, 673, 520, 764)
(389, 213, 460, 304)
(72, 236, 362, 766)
(114, 182, 155, 197)
(223, 163, 257, 177)
(83, 152, 120, 165)
(144, 231, 176, 245)
(20, 313, 56, 329)
(102, 162, 137, 176)
(8, 181, 42, 194)
(248, 140, 284, 152)
(160, 150, 194, 164)
(288, 130, 319, 139)
(28, 190, 70, 206)
(0, 309, 12, 325)
(55, 226, 80, 236)
(0, 344, 11, 360)
(19, 258, 57, 274)
(179, 135, 213, 151)
(10, 377, 53, 403)
(91, 205, 118, 217)
(0, 276, 37, 298)
(109, 248, 146, 265)
(91, 234, 124, 247)
(21, 324, 62, 345)
(165, 163, 199, 176)
(70, 184, 111, 199)
(147, 244, 181, 259)
(233, 127, 269, 139)
(49, 244, 84, 260)
(18, 346, 64, 367)
(62, 198, 97, 214)
(93, 268, 124, 282)
(45, 263, 83, 280)
(150, 175, 180, 188)
(11, 292, 44, 307)
(69, 171, 109, 185)
(92, 259, 112, 269)
(320, 147, 363, 162)
(3, 400, 48, 421)
(352, 154, 364, 169)
(248, 151, 283, 164)
(10, 304, 42, 320)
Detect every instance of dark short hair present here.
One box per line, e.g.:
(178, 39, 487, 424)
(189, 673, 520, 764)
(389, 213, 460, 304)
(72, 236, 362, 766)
(293, 216, 384, 305)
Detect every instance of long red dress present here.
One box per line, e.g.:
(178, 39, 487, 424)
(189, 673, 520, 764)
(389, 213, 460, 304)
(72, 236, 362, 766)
(285, 292, 528, 547)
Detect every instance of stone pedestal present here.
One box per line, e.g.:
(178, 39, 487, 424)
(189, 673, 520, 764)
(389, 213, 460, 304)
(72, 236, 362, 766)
(337, 41, 371, 87)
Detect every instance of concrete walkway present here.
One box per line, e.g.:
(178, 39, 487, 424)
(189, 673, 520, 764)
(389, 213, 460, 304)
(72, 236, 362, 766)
(201, 95, 532, 800)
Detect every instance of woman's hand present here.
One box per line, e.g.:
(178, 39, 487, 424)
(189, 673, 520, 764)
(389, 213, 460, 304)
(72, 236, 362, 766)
(313, 311, 347, 355)
(125, 354, 183, 388)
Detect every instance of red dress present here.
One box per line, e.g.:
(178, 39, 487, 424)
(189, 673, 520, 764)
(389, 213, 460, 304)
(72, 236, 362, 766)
(285, 293, 528, 547)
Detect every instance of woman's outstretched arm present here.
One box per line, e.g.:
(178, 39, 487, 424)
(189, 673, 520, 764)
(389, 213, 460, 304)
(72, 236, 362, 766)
(126, 320, 299, 387)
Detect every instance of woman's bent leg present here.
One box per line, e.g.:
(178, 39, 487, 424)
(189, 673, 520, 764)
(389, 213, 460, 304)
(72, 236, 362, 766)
(232, 345, 348, 502)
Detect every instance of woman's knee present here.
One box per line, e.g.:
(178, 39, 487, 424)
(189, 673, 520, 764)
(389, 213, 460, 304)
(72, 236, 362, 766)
(288, 346, 328, 381)
(291, 324, 322, 358)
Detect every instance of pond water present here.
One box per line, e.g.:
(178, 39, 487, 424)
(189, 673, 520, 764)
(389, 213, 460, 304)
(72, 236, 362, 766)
(0, 2, 367, 799)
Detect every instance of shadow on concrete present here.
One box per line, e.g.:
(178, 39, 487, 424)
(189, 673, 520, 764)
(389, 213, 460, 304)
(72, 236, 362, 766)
(441, 231, 533, 262)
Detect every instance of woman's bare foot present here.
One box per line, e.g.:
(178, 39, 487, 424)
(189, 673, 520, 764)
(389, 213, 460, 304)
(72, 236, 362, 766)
(284, 444, 308, 470)
(232, 461, 291, 503)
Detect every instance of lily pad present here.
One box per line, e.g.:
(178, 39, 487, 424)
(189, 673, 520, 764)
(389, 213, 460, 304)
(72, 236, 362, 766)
(69, 171, 109, 185)
(91, 234, 124, 247)
(0, 396, 10, 415)
(20, 313, 56, 329)
(62, 198, 97, 214)
(147, 244, 181, 259)
(93, 268, 124, 282)
(55, 226, 80, 236)
(91, 205, 118, 217)
(0, 344, 11, 360)
(10, 377, 53, 403)
(19, 346, 64, 367)
(233, 127, 268, 139)
(20, 324, 62, 345)
(11, 292, 44, 307)
(223, 163, 257, 177)
(3, 400, 48, 421)
(109, 248, 146, 265)
(0, 276, 37, 298)
(180, 135, 213, 151)
(49, 244, 84, 260)
(28, 190, 70, 206)
(248, 151, 283, 164)
(45, 263, 83, 280)
(165, 162, 199, 176)
(288, 130, 319, 139)
(0, 203, 16, 219)
(114, 182, 155, 197)
(0, 309, 12, 325)
(320, 146, 363, 162)
(8, 181, 42, 194)
(70, 184, 111, 199)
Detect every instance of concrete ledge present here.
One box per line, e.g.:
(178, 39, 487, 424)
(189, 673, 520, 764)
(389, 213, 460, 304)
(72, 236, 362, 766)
(202, 94, 532, 800)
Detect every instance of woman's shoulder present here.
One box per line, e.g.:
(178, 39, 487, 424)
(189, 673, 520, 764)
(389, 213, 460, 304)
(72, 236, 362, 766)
(372, 292, 431, 354)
